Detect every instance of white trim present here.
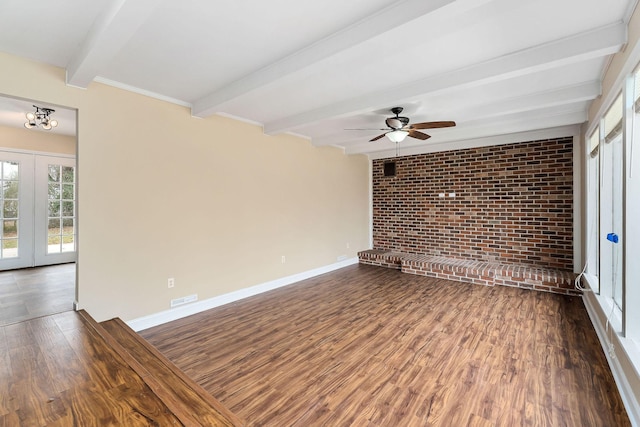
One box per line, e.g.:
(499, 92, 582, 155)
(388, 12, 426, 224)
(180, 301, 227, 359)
(572, 129, 583, 273)
(370, 158, 374, 249)
(213, 111, 263, 127)
(285, 131, 312, 141)
(623, 0, 640, 25)
(127, 257, 359, 332)
(93, 77, 192, 108)
(583, 293, 640, 426)
(0, 146, 76, 159)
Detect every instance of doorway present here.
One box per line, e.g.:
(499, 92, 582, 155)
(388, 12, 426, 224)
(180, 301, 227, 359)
(0, 95, 77, 325)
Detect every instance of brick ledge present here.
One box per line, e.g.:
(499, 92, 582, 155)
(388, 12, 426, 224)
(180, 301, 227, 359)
(358, 250, 579, 296)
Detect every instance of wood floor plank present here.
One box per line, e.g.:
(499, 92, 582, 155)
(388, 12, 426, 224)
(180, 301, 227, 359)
(141, 264, 630, 426)
(0, 311, 184, 426)
(99, 317, 243, 426)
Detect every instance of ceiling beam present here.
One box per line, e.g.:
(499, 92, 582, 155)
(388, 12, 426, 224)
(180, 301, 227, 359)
(191, 0, 469, 118)
(442, 80, 601, 122)
(311, 80, 600, 147)
(66, 0, 158, 88)
(264, 22, 625, 135)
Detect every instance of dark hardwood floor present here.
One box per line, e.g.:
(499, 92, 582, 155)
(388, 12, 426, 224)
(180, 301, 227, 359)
(0, 309, 242, 426)
(0, 310, 183, 426)
(0, 263, 75, 326)
(142, 264, 630, 426)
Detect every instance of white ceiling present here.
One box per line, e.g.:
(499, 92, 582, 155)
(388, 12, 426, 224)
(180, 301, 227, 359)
(0, 0, 636, 157)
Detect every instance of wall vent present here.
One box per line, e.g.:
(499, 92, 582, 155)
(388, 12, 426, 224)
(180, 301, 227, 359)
(171, 294, 198, 308)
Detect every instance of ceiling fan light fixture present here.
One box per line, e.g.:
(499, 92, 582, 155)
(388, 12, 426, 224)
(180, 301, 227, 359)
(359, 107, 455, 143)
(387, 130, 408, 143)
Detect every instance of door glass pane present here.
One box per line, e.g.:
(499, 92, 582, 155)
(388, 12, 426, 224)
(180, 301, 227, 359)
(3, 162, 18, 180)
(48, 182, 60, 199)
(48, 200, 60, 216)
(0, 161, 19, 259)
(3, 199, 18, 218)
(62, 166, 74, 183)
(2, 238, 18, 258)
(47, 235, 61, 253)
(48, 164, 60, 182)
(62, 201, 74, 216)
(62, 217, 75, 252)
(46, 164, 76, 254)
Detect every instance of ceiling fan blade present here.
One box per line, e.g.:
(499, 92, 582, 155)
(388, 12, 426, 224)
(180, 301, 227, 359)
(408, 129, 431, 140)
(410, 121, 456, 130)
(345, 128, 389, 131)
(370, 133, 387, 142)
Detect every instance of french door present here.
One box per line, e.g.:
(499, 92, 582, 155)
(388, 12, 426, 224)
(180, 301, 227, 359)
(0, 151, 76, 270)
(0, 152, 34, 269)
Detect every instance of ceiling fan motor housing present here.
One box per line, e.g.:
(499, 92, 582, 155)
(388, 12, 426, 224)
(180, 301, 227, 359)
(386, 115, 409, 129)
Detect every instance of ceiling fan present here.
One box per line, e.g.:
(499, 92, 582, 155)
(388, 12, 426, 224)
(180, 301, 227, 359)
(354, 107, 455, 143)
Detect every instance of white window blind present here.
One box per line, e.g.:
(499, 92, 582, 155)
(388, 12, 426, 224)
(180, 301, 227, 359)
(604, 94, 623, 142)
(635, 67, 640, 112)
(589, 127, 600, 157)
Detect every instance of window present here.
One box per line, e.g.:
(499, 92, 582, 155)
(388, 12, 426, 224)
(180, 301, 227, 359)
(585, 65, 640, 340)
(600, 94, 624, 312)
(626, 66, 640, 343)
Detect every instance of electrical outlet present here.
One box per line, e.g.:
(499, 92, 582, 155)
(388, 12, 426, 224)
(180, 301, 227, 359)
(281, 255, 286, 264)
(168, 277, 175, 288)
(346, 242, 350, 249)
(608, 344, 616, 359)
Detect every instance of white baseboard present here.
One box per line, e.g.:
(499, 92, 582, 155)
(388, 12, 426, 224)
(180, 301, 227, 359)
(127, 257, 359, 332)
(583, 293, 640, 426)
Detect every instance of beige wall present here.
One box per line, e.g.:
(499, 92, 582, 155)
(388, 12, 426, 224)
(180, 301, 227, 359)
(0, 52, 370, 322)
(0, 124, 76, 155)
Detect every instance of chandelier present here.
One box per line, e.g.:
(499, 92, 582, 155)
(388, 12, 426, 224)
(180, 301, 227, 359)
(24, 105, 58, 130)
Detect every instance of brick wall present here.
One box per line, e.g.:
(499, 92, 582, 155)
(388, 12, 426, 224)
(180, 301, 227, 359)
(372, 137, 573, 271)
